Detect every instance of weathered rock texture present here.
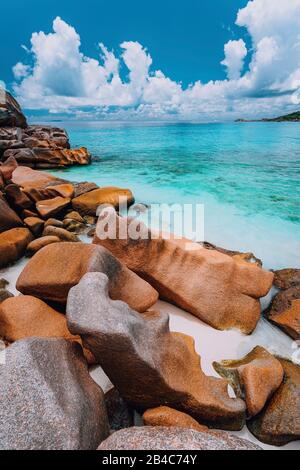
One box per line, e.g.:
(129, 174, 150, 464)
(0, 227, 33, 268)
(0, 295, 95, 364)
(247, 358, 300, 446)
(93, 209, 274, 333)
(0, 91, 27, 128)
(265, 285, 300, 340)
(0, 338, 109, 449)
(201, 241, 262, 267)
(17, 242, 158, 311)
(25, 236, 61, 257)
(213, 347, 284, 417)
(105, 388, 134, 431)
(143, 406, 209, 432)
(67, 272, 246, 430)
(273, 269, 300, 290)
(0, 195, 23, 233)
(0, 124, 90, 168)
(72, 187, 135, 216)
(98, 427, 261, 450)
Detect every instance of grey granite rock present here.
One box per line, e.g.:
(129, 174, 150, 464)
(67, 272, 246, 430)
(0, 338, 109, 450)
(98, 427, 262, 450)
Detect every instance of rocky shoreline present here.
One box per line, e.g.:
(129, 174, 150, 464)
(0, 92, 300, 450)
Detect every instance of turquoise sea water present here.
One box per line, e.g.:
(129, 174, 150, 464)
(48, 122, 300, 269)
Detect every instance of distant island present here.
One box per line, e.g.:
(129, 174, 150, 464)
(236, 111, 300, 123)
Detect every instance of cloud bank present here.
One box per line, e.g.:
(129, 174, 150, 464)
(11, 0, 300, 120)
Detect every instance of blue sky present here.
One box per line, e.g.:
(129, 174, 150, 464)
(1, 0, 300, 121)
(1, 0, 248, 87)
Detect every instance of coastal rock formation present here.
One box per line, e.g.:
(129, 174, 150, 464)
(273, 268, 300, 290)
(0, 195, 23, 233)
(0, 289, 13, 303)
(0, 91, 27, 128)
(202, 241, 262, 267)
(25, 236, 62, 257)
(93, 209, 274, 334)
(17, 242, 158, 311)
(72, 187, 135, 216)
(0, 338, 109, 449)
(4, 146, 91, 169)
(67, 272, 246, 430)
(36, 196, 71, 218)
(213, 347, 284, 417)
(247, 358, 300, 446)
(98, 427, 261, 451)
(143, 406, 209, 432)
(0, 295, 94, 364)
(105, 388, 134, 431)
(0, 227, 33, 268)
(265, 286, 300, 339)
(12, 165, 62, 189)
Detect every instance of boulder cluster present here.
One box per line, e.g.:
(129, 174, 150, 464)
(0, 93, 299, 450)
(0, 91, 90, 169)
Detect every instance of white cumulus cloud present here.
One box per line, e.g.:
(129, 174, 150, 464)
(10, 0, 300, 120)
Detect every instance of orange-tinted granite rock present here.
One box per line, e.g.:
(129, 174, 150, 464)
(0, 295, 95, 364)
(5, 147, 90, 169)
(0, 195, 22, 233)
(143, 407, 209, 432)
(67, 272, 246, 430)
(273, 269, 300, 290)
(25, 236, 62, 257)
(93, 209, 274, 333)
(42, 225, 79, 242)
(17, 242, 158, 311)
(201, 241, 262, 267)
(98, 426, 261, 450)
(266, 286, 300, 340)
(0, 228, 33, 268)
(72, 187, 134, 216)
(5, 184, 33, 210)
(36, 196, 70, 218)
(24, 217, 44, 236)
(247, 358, 300, 446)
(213, 347, 284, 417)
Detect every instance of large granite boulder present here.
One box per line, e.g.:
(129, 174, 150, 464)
(105, 388, 134, 431)
(0, 338, 109, 449)
(67, 272, 246, 430)
(0, 90, 27, 128)
(93, 209, 274, 334)
(0, 195, 23, 233)
(213, 347, 284, 417)
(265, 285, 300, 340)
(98, 427, 261, 450)
(72, 187, 135, 216)
(0, 227, 33, 268)
(16, 242, 158, 311)
(247, 358, 300, 446)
